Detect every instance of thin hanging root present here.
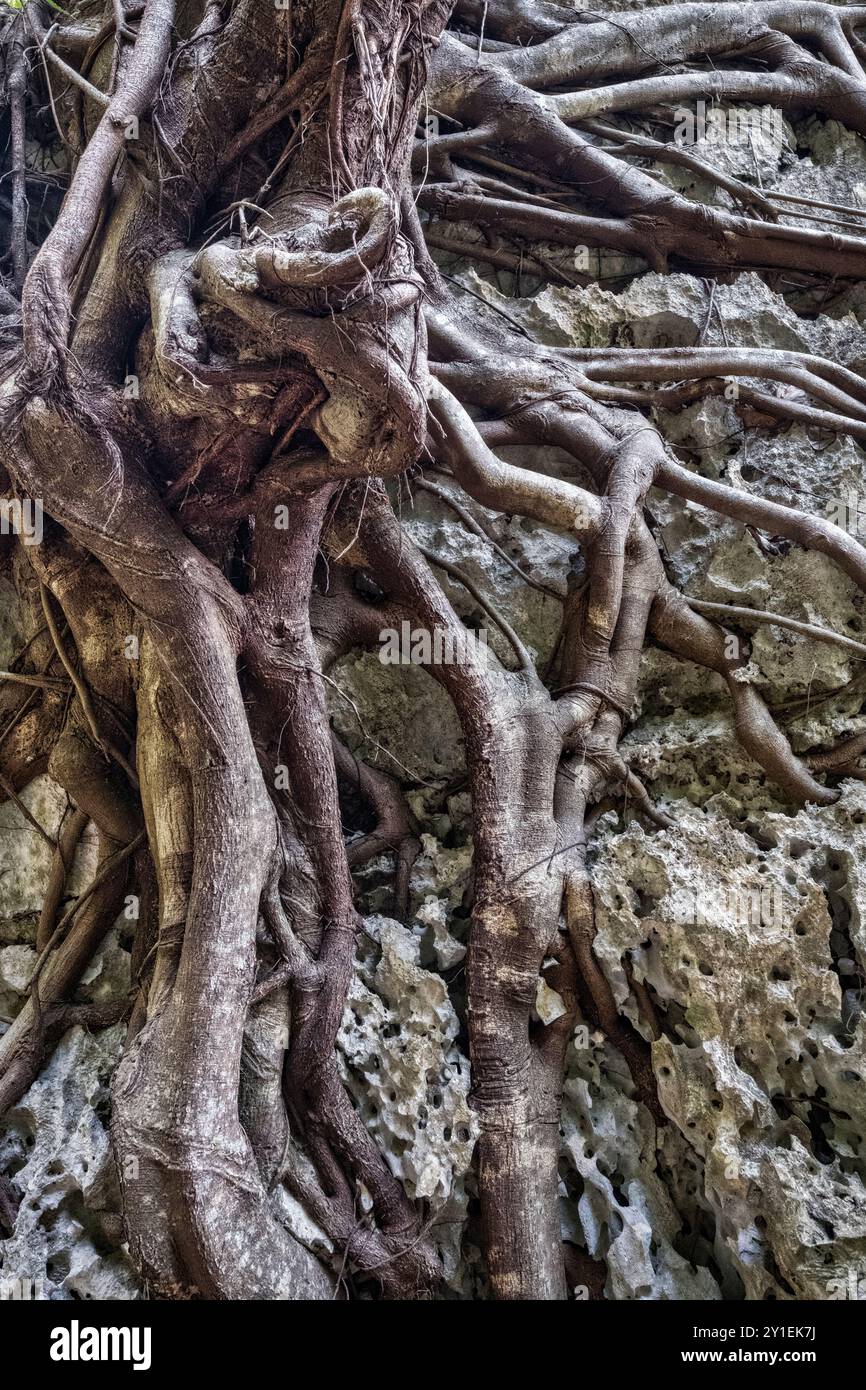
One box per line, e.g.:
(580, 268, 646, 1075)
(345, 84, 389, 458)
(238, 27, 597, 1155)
(565, 868, 666, 1126)
(332, 733, 422, 921)
(0, 670, 69, 692)
(578, 118, 780, 220)
(415, 541, 534, 670)
(623, 768, 674, 830)
(0, 767, 55, 849)
(36, 805, 89, 952)
(0, 829, 137, 1116)
(686, 599, 866, 662)
(31, 831, 145, 988)
(412, 475, 562, 599)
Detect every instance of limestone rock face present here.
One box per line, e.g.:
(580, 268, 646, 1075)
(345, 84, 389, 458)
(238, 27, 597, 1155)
(561, 1028, 724, 1301)
(588, 792, 866, 1298)
(337, 915, 477, 1288)
(0, 1024, 138, 1300)
(0, 777, 98, 945)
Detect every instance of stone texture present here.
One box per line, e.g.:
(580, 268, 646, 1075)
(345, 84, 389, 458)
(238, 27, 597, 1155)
(585, 790, 866, 1299)
(0, 780, 98, 946)
(337, 915, 478, 1288)
(0, 1024, 139, 1300)
(337, 916, 477, 1202)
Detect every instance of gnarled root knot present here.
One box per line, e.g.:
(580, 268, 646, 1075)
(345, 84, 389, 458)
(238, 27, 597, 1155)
(255, 187, 395, 290)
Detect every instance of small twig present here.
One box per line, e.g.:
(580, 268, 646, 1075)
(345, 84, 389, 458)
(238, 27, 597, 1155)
(686, 598, 866, 660)
(0, 769, 56, 850)
(415, 541, 533, 671)
(39, 24, 111, 108)
(30, 830, 146, 992)
(0, 669, 69, 691)
(413, 476, 562, 599)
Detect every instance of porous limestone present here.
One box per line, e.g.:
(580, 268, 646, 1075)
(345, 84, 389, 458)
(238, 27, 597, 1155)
(0, 1024, 138, 1300)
